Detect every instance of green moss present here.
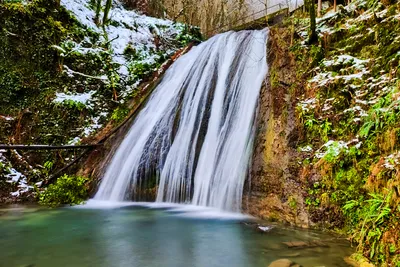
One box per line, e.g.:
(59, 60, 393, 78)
(111, 106, 129, 123)
(309, 45, 324, 66)
(123, 43, 138, 60)
(288, 196, 298, 209)
(176, 25, 202, 45)
(292, 1, 400, 264)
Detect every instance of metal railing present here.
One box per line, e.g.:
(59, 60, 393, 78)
(205, 0, 304, 36)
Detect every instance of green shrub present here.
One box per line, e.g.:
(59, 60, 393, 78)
(343, 190, 399, 264)
(39, 174, 88, 207)
(111, 106, 129, 123)
(123, 43, 138, 60)
(55, 99, 87, 111)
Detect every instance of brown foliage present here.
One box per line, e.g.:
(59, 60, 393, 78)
(162, 0, 248, 35)
(122, 0, 149, 14)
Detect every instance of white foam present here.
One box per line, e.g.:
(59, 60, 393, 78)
(79, 200, 252, 220)
(77, 199, 140, 208)
(258, 226, 273, 232)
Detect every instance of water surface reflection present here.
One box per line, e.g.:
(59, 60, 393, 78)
(0, 204, 352, 267)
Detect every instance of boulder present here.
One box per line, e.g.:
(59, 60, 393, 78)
(282, 240, 328, 248)
(268, 259, 301, 267)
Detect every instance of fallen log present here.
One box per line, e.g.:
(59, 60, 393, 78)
(0, 144, 101, 150)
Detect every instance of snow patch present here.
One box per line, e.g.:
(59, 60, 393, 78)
(0, 115, 14, 121)
(316, 140, 348, 159)
(54, 91, 96, 107)
(68, 137, 82, 145)
(316, 138, 363, 159)
(82, 112, 107, 137)
(322, 55, 369, 70)
(344, 106, 368, 117)
(1, 152, 33, 197)
(64, 65, 108, 81)
(309, 68, 369, 87)
(298, 98, 317, 112)
(299, 145, 313, 152)
(61, 0, 187, 77)
(384, 152, 400, 170)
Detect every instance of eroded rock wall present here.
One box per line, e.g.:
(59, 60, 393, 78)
(244, 27, 309, 227)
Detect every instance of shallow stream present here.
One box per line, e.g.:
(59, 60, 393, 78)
(0, 202, 352, 267)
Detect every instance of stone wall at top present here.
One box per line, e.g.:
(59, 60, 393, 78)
(244, 0, 304, 23)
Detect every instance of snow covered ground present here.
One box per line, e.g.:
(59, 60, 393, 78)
(0, 151, 33, 197)
(61, 0, 187, 78)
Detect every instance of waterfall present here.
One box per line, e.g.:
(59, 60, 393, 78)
(94, 29, 269, 211)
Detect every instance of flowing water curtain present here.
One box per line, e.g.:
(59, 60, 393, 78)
(190, 30, 269, 210)
(94, 30, 268, 211)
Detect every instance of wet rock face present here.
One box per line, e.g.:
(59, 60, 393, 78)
(243, 27, 309, 227)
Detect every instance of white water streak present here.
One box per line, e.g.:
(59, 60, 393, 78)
(95, 30, 269, 211)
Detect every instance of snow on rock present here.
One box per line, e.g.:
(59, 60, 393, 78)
(0, 152, 33, 197)
(322, 55, 369, 70)
(299, 145, 313, 152)
(309, 72, 333, 87)
(343, 105, 368, 117)
(316, 140, 349, 159)
(298, 98, 317, 112)
(341, 71, 369, 81)
(316, 138, 363, 159)
(9, 176, 33, 197)
(322, 97, 335, 113)
(316, 9, 339, 23)
(68, 136, 82, 145)
(82, 111, 108, 137)
(366, 74, 392, 93)
(5, 167, 23, 183)
(384, 152, 400, 170)
(309, 68, 369, 87)
(317, 23, 336, 35)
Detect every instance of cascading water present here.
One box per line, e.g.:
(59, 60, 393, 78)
(94, 29, 269, 211)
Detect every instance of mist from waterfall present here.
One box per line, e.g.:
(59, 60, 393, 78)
(94, 29, 269, 211)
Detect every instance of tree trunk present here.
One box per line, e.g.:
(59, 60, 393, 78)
(309, 0, 318, 43)
(334, 0, 337, 12)
(95, 0, 102, 25)
(317, 0, 322, 17)
(103, 0, 112, 26)
(0, 144, 100, 150)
